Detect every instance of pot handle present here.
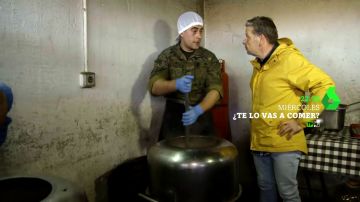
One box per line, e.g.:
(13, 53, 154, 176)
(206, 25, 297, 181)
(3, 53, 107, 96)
(347, 101, 360, 107)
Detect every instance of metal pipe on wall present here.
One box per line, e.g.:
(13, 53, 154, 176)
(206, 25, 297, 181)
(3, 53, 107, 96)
(82, 0, 88, 72)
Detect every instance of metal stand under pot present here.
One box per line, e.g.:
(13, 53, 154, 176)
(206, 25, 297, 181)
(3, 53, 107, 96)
(145, 135, 241, 202)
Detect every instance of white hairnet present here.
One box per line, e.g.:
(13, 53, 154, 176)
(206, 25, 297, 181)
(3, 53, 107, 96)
(177, 11, 203, 35)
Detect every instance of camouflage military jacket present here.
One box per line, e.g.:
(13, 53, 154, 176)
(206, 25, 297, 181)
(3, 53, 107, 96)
(149, 44, 223, 105)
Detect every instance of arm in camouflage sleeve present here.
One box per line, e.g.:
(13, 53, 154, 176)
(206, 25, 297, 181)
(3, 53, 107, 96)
(198, 90, 220, 112)
(148, 51, 177, 96)
(198, 54, 223, 112)
(151, 79, 177, 96)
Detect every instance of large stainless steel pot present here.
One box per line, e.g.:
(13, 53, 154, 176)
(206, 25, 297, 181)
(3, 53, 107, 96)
(147, 135, 239, 202)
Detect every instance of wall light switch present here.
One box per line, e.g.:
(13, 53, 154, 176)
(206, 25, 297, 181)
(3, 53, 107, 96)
(79, 72, 95, 88)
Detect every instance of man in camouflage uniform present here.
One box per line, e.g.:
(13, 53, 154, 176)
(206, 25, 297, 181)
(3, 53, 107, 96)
(148, 11, 223, 139)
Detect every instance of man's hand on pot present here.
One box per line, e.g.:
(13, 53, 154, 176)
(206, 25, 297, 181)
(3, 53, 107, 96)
(176, 75, 194, 93)
(182, 105, 204, 126)
(278, 120, 302, 140)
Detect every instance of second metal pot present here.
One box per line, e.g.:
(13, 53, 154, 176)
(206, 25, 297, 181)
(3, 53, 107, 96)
(320, 104, 347, 131)
(319, 102, 360, 131)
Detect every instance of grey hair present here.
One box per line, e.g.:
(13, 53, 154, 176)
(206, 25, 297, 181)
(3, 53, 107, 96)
(246, 16, 278, 44)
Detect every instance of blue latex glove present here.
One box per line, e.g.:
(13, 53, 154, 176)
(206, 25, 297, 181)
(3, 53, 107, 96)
(182, 104, 204, 126)
(175, 75, 194, 93)
(0, 82, 13, 111)
(0, 82, 13, 145)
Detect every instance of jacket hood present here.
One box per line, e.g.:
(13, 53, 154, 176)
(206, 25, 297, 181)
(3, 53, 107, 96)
(278, 38, 294, 46)
(275, 38, 300, 55)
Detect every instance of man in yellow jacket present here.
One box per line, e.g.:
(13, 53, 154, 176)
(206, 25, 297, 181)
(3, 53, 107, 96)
(243, 16, 335, 202)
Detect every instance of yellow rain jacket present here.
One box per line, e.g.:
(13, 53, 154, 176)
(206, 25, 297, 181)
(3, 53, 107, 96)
(250, 38, 335, 154)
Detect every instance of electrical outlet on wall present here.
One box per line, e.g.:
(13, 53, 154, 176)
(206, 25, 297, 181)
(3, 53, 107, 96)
(79, 72, 95, 88)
